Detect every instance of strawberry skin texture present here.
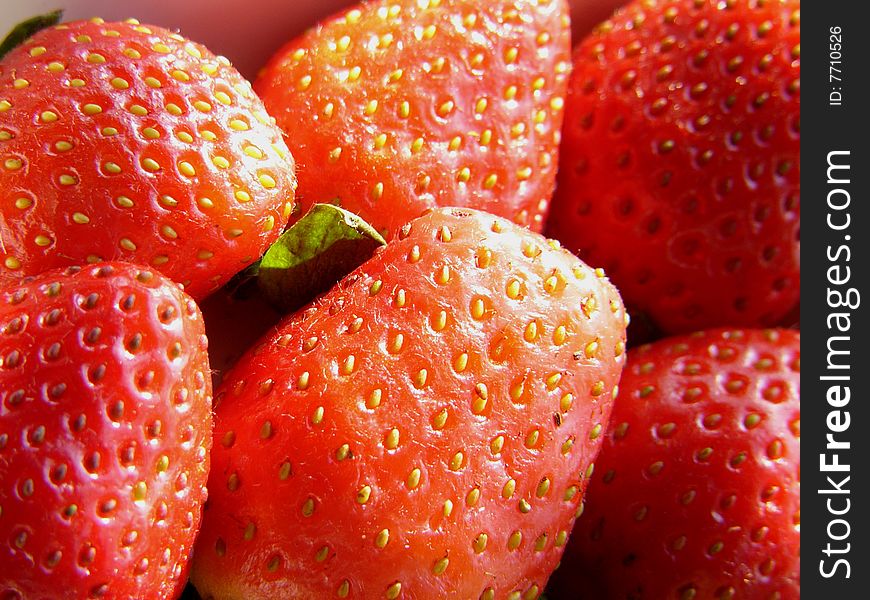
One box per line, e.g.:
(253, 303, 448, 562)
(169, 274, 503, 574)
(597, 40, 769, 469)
(548, 328, 800, 599)
(0, 262, 212, 599)
(255, 0, 571, 238)
(191, 208, 627, 599)
(547, 0, 800, 334)
(0, 18, 297, 300)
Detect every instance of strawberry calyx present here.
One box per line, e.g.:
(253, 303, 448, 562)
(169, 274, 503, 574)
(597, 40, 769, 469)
(249, 203, 386, 312)
(0, 10, 63, 60)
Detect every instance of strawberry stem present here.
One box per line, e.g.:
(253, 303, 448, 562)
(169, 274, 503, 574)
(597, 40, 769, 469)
(256, 204, 386, 313)
(0, 10, 64, 61)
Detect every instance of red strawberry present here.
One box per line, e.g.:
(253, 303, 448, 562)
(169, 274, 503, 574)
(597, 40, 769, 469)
(254, 0, 571, 238)
(190, 207, 627, 598)
(547, 0, 800, 334)
(0, 262, 212, 599)
(0, 17, 296, 300)
(547, 328, 800, 599)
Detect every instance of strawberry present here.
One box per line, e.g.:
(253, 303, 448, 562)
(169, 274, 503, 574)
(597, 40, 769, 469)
(0, 17, 297, 300)
(0, 262, 212, 599)
(254, 0, 572, 238)
(547, 328, 800, 599)
(547, 0, 800, 334)
(190, 207, 627, 598)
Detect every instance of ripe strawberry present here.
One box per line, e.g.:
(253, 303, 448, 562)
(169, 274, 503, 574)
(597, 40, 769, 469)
(0, 17, 296, 300)
(547, 328, 800, 599)
(190, 207, 627, 598)
(0, 262, 212, 599)
(547, 0, 800, 334)
(254, 0, 572, 238)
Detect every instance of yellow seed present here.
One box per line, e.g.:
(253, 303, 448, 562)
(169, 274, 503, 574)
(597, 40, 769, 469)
(159, 195, 178, 208)
(341, 355, 355, 375)
(30, 46, 47, 57)
(197, 197, 214, 210)
(433, 556, 449, 575)
(101, 127, 118, 136)
(3, 158, 22, 170)
(40, 111, 59, 123)
(437, 100, 455, 117)
(212, 156, 230, 169)
(504, 85, 518, 100)
(475, 98, 488, 114)
(301, 498, 315, 517)
(193, 100, 211, 113)
(502, 479, 516, 499)
(389, 69, 404, 83)
(59, 174, 77, 186)
(470, 298, 486, 320)
(166, 103, 182, 116)
(364, 100, 378, 115)
(386, 582, 401, 600)
(46, 61, 65, 73)
(414, 368, 428, 388)
(525, 429, 540, 448)
(4, 257, 21, 269)
(14, 198, 33, 210)
(82, 103, 102, 115)
(508, 530, 523, 550)
(129, 104, 148, 116)
(443, 499, 454, 517)
(153, 43, 171, 54)
(229, 119, 249, 131)
(34, 234, 52, 247)
(453, 353, 468, 373)
(560, 393, 573, 412)
(473, 533, 488, 553)
(141, 158, 160, 172)
(311, 406, 324, 424)
(457, 167, 471, 183)
(524, 321, 539, 342)
(406, 468, 421, 489)
(262, 216, 275, 232)
(432, 408, 448, 430)
(411, 137, 424, 153)
(197, 250, 214, 260)
(110, 77, 129, 90)
(435, 265, 450, 284)
(235, 190, 251, 203)
(373, 133, 387, 150)
(215, 91, 232, 105)
(72, 212, 90, 224)
(357, 485, 372, 504)
(372, 182, 384, 199)
(259, 173, 277, 189)
(161, 225, 178, 239)
(144, 77, 162, 88)
(384, 428, 400, 450)
(245, 145, 264, 159)
(348, 66, 361, 81)
(490, 435, 505, 454)
(337, 580, 350, 598)
(119, 238, 137, 251)
(449, 451, 463, 471)
(178, 161, 196, 177)
(484, 174, 498, 189)
(375, 528, 390, 548)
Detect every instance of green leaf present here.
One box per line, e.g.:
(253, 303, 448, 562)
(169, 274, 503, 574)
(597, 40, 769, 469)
(257, 204, 386, 312)
(0, 10, 63, 61)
